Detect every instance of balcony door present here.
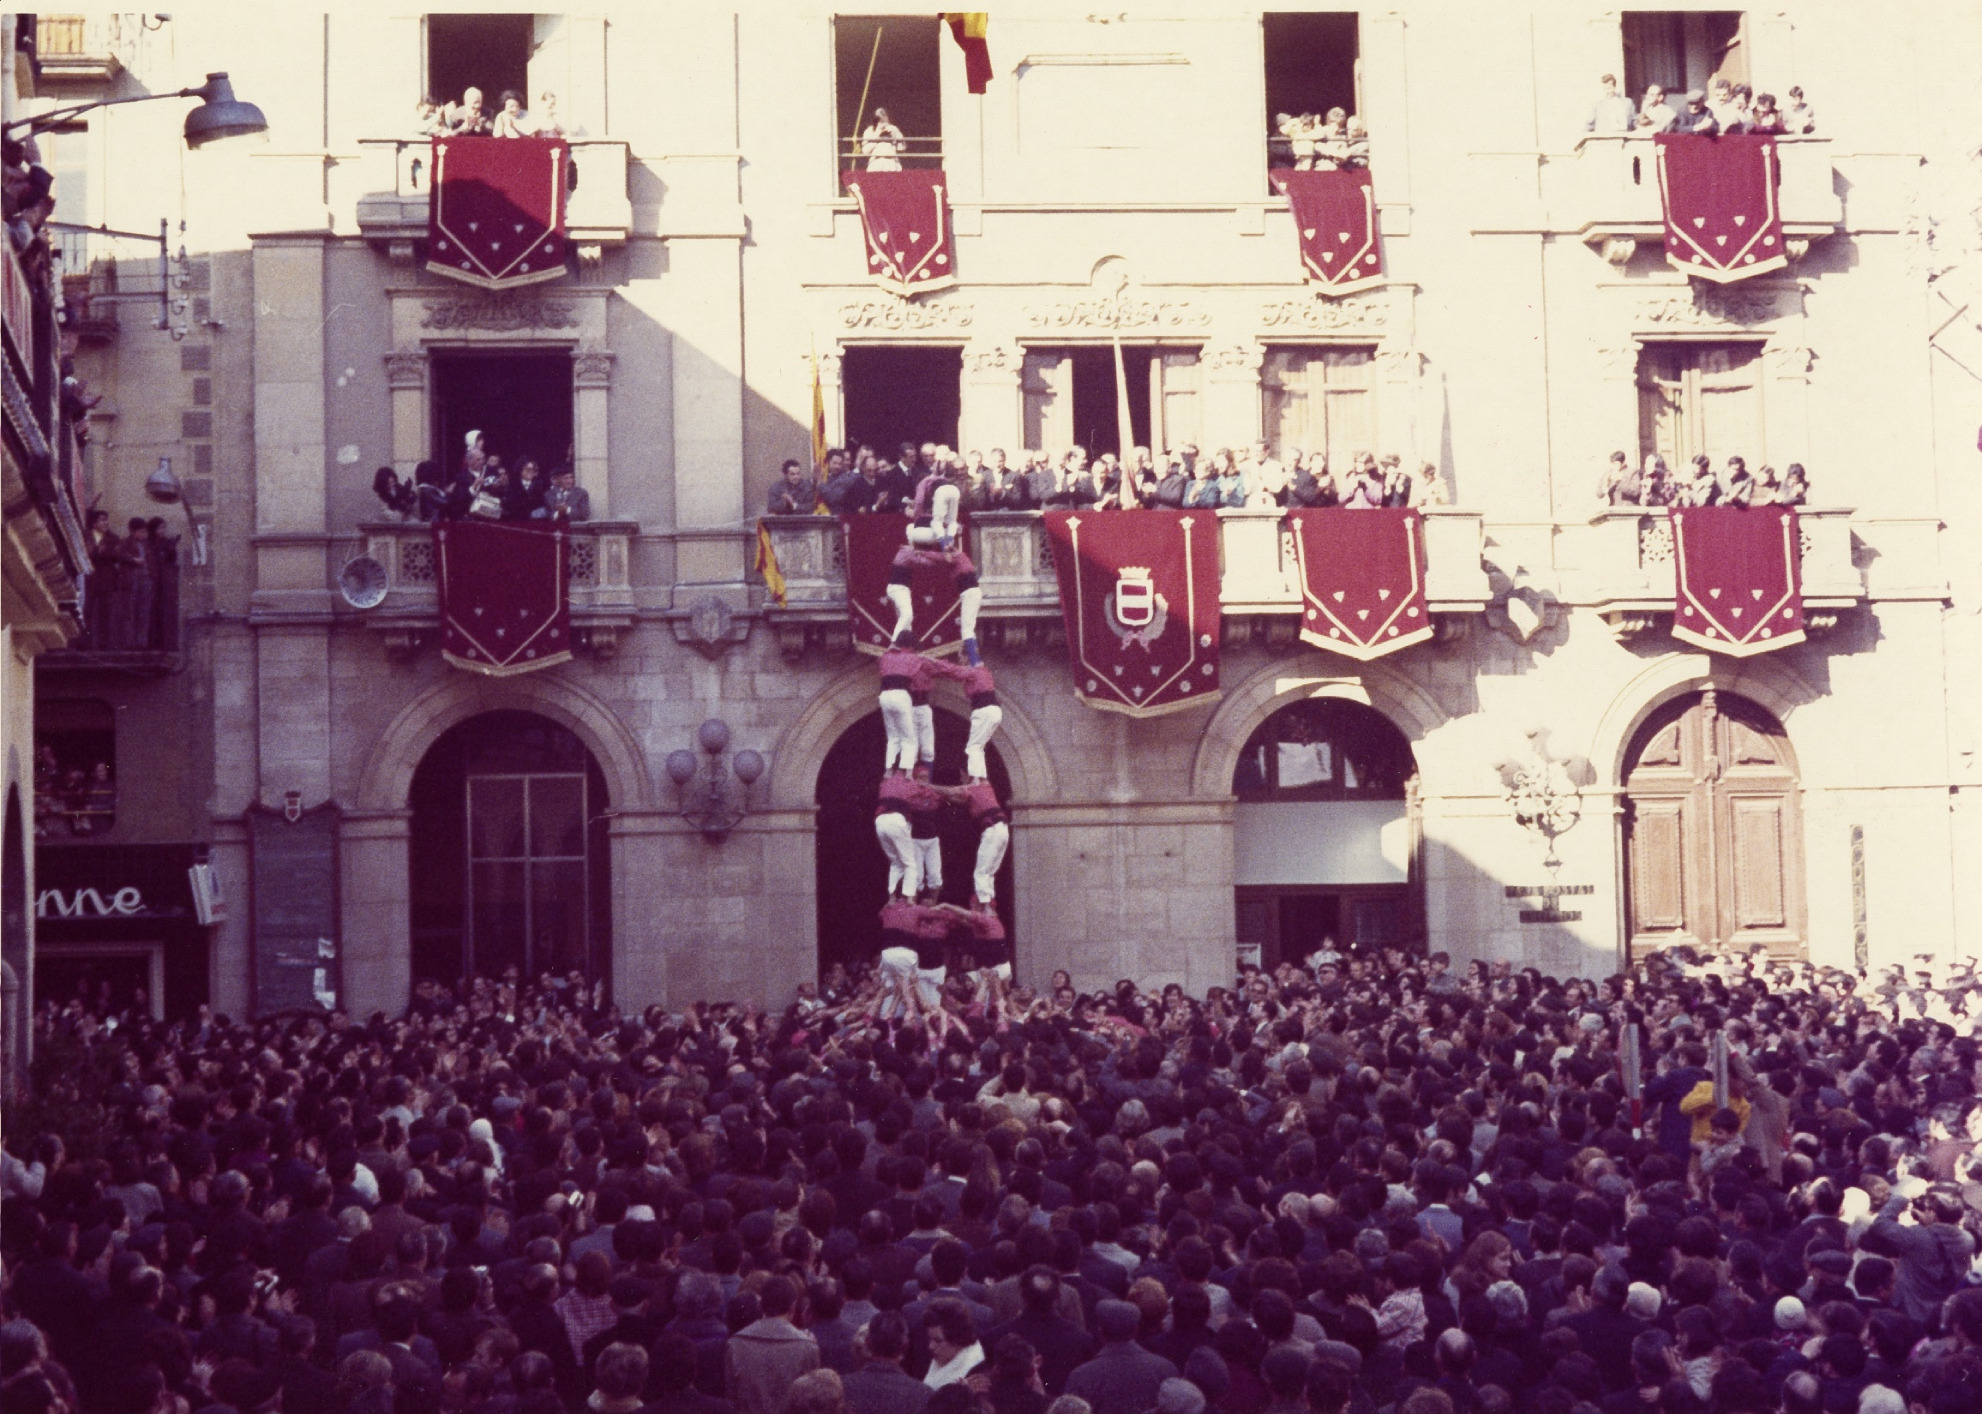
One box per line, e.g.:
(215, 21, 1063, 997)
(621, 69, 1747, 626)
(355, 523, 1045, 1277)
(1623, 689, 1803, 960)
(1262, 345, 1375, 468)
(1636, 341, 1763, 472)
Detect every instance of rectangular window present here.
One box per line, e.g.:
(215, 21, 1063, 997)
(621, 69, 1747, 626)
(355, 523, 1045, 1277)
(1020, 346, 1202, 457)
(467, 771, 589, 978)
(1636, 342, 1763, 471)
(1620, 11, 1746, 105)
(426, 13, 532, 112)
(34, 699, 115, 839)
(1261, 345, 1375, 468)
(430, 351, 575, 483)
(841, 345, 962, 457)
(1263, 13, 1361, 170)
(835, 16, 942, 172)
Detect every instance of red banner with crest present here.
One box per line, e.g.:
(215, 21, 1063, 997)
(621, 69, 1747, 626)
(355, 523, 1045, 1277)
(842, 170, 958, 297)
(1042, 510, 1221, 718)
(1653, 135, 1788, 284)
(1286, 508, 1433, 659)
(427, 136, 569, 290)
(1670, 506, 1805, 656)
(843, 513, 967, 657)
(1270, 168, 1383, 296)
(435, 520, 573, 675)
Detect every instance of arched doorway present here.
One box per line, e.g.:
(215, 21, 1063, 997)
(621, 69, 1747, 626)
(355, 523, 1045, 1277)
(814, 709, 1013, 978)
(408, 710, 613, 989)
(1232, 698, 1420, 967)
(1623, 688, 1803, 959)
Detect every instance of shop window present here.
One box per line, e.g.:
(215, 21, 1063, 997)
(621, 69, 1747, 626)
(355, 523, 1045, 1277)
(426, 13, 532, 112)
(1637, 342, 1763, 473)
(1020, 346, 1202, 458)
(1621, 12, 1746, 104)
(431, 351, 575, 485)
(1263, 13, 1361, 169)
(1261, 345, 1374, 469)
(1232, 697, 1413, 802)
(841, 345, 962, 455)
(836, 16, 942, 171)
(34, 699, 115, 839)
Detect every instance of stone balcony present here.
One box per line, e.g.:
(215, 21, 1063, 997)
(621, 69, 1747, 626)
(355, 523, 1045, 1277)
(351, 139, 632, 263)
(347, 520, 638, 655)
(1555, 505, 1863, 639)
(1469, 135, 1842, 262)
(762, 508, 1493, 649)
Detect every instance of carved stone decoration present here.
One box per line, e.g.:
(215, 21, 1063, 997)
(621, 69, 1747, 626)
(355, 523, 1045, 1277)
(838, 298, 975, 331)
(575, 243, 604, 267)
(382, 345, 426, 389)
(1636, 286, 1784, 328)
(1375, 347, 1424, 378)
(420, 293, 581, 331)
(1805, 610, 1840, 634)
(776, 623, 811, 661)
(802, 350, 843, 382)
(1601, 611, 1665, 641)
(577, 625, 622, 659)
(1591, 344, 1641, 379)
(1785, 237, 1811, 261)
(1022, 291, 1209, 332)
(1258, 295, 1390, 331)
(1639, 518, 1674, 566)
(573, 347, 616, 388)
(1203, 344, 1263, 378)
(386, 239, 417, 266)
(963, 344, 1021, 377)
(674, 596, 751, 658)
(1600, 236, 1639, 266)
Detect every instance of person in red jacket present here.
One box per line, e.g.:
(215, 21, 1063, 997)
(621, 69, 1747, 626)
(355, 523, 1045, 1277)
(884, 543, 952, 646)
(874, 771, 921, 898)
(928, 654, 999, 781)
(956, 777, 1008, 907)
(877, 642, 935, 773)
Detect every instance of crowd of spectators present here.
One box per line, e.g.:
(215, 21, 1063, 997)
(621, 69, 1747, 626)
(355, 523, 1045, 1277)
(1599, 453, 1810, 509)
(1269, 111, 1372, 171)
(78, 511, 182, 652)
(417, 89, 570, 140)
(6, 941, 1981, 1414)
(780, 444, 1451, 517)
(374, 433, 591, 526)
(31, 741, 114, 839)
(1586, 75, 1817, 138)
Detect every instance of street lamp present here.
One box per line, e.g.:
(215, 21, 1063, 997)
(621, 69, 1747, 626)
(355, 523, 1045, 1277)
(5, 72, 268, 148)
(144, 456, 207, 566)
(665, 719, 765, 842)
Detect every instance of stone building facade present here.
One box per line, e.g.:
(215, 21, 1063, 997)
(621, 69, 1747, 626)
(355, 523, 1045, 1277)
(29, 6, 1982, 1022)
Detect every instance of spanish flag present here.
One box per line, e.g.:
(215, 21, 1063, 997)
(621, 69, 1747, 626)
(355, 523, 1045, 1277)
(942, 13, 992, 94)
(755, 521, 788, 608)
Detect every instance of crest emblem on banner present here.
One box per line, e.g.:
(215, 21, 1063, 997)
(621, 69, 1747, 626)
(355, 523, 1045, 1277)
(1107, 568, 1168, 646)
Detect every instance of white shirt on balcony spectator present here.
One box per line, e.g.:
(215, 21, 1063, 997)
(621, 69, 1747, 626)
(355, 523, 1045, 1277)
(1587, 75, 1638, 135)
(862, 109, 905, 171)
(1784, 89, 1817, 134)
(1637, 86, 1678, 134)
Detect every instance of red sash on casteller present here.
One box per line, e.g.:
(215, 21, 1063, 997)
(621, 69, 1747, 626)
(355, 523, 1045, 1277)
(1653, 134, 1788, 284)
(843, 514, 966, 657)
(842, 170, 958, 297)
(426, 136, 569, 290)
(435, 520, 573, 676)
(1286, 508, 1433, 660)
(1669, 506, 1806, 656)
(1041, 510, 1222, 719)
(1269, 168, 1383, 296)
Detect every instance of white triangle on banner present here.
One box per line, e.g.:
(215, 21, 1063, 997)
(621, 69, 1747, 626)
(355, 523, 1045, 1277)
(1692, 216, 1706, 228)
(1303, 228, 1316, 238)
(1377, 588, 1391, 600)
(1356, 609, 1370, 620)
(1751, 588, 1763, 599)
(1733, 214, 1747, 226)
(1332, 591, 1345, 602)
(1709, 587, 1722, 598)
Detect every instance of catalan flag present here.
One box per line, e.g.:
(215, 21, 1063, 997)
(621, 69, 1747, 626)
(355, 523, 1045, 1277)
(941, 13, 992, 94)
(755, 521, 788, 607)
(810, 349, 832, 515)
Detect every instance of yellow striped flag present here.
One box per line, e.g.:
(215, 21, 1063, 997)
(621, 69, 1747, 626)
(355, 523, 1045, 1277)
(755, 521, 788, 607)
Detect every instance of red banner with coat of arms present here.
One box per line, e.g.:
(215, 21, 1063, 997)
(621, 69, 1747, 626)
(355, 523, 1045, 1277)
(842, 170, 958, 297)
(1669, 506, 1805, 656)
(1286, 508, 1433, 659)
(1653, 134, 1788, 284)
(1270, 168, 1383, 296)
(1042, 510, 1222, 718)
(843, 513, 968, 656)
(427, 136, 569, 290)
(435, 520, 573, 675)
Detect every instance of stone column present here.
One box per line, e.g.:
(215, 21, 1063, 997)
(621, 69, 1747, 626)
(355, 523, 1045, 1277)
(817, 351, 844, 450)
(1200, 344, 1265, 454)
(384, 346, 426, 479)
(609, 810, 670, 1010)
(574, 346, 615, 515)
(961, 345, 1022, 457)
(668, 237, 746, 595)
(340, 810, 411, 1018)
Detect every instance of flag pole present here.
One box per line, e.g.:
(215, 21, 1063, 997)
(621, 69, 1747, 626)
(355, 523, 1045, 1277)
(851, 25, 885, 165)
(1112, 310, 1135, 496)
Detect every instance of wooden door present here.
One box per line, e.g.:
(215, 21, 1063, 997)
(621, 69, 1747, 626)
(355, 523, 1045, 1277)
(1623, 689, 1803, 959)
(1637, 342, 1764, 472)
(1022, 350, 1072, 451)
(1262, 346, 1374, 466)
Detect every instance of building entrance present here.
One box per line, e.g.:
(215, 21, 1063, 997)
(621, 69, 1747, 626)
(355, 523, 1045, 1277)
(814, 707, 1012, 979)
(409, 710, 612, 989)
(1231, 697, 1419, 969)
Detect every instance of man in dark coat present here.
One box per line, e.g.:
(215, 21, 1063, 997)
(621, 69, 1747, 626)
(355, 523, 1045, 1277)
(1064, 1300, 1179, 1414)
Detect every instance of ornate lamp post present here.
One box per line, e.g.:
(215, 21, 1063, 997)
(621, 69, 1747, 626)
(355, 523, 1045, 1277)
(665, 719, 764, 842)
(1497, 729, 1593, 869)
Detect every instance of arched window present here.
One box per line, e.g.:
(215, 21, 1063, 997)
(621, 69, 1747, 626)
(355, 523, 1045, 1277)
(1232, 697, 1414, 801)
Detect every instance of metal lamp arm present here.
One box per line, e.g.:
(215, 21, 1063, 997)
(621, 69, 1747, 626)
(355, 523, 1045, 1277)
(4, 85, 208, 139)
